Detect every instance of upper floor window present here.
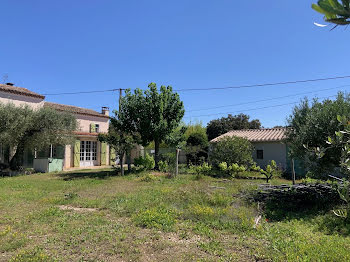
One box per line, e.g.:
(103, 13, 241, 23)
(95, 124, 100, 133)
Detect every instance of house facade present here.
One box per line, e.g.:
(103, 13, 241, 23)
(211, 128, 291, 171)
(0, 83, 120, 171)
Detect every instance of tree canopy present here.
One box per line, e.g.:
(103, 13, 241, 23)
(286, 92, 350, 178)
(206, 113, 261, 141)
(119, 83, 185, 169)
(0, 103, 77, 169)
(312, 0, 350, 26)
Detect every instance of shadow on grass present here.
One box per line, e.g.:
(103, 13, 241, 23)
(56, 169, 119, 180)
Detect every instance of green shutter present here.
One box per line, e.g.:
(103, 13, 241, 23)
(101, 142, 107, 165)
(110, 147, 116, 165)
(90, 123, 96, 133)
(74, 140, 80, 167)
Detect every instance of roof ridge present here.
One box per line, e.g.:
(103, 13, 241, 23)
(45, 101, 99, 112)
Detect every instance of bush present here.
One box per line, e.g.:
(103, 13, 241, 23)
(189, 163, 212, 179)
(158, 160, 168, 173)
(218, 162, 246, 178)
(134, 153, 155, 170)
(209, 136, 253, 167)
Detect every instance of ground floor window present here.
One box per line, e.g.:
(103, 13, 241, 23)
(257, 149, 264, 159)
(80, 141, 98, 167)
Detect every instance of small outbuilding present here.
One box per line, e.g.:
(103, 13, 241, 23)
(211, 128, 291, 171)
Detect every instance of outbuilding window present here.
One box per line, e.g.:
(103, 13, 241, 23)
(257, 150, 264, 159)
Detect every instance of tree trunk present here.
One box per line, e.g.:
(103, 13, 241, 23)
(127, 154, 131, 173)
(291, 159, 296, 185)
(176, 149, 180, 177)
(120, 153, 124, 176)
(154, 139, 160, 170)
(9, 144, 24, 170)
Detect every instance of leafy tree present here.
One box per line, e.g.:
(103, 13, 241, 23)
(286, 92, 350, 178)
(312, 0, 350, 26)
(119, 83, 185, 169)
(0, 103, 77, 170)
(98, 111, 138, 176)
(185, 131, 208, 166)
(209, 136, 253, 168)
(206, 113, 261, 141)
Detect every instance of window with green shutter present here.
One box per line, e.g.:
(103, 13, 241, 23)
(101, 142, 107, 165)
(74, 140, 80, 167)
(110, 147, 116, 165)
(90, 123, 96, 133)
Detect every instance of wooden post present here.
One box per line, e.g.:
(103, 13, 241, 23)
(292, 158, 296, 185)
(176, 149, 180, 177)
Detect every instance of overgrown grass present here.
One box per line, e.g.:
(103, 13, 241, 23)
(0, 169, 349, 261)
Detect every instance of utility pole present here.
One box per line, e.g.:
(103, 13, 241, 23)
(119, 88, 123, 111)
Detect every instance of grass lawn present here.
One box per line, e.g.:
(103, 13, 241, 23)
(1, 169, 350, 261)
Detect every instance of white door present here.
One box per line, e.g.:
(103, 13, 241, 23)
(80, 141, 98, 167)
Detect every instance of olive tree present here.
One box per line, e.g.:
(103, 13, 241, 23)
(119, 83, 185, 169)
(286, 92, 350, 178)
(0, 103, 77, 170)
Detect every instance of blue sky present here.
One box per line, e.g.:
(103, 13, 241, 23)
(1, 0, 349, 127)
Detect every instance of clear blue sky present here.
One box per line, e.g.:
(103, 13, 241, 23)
(1, 0, 349, 127)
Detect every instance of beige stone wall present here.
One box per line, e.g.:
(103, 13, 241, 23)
(75, 114, 109, 133)
(0, 91, 44, 109)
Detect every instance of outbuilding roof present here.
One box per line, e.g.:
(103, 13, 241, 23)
(44, 102, 109, 119)
(0, 84, 45, 99)
(210, 128, 287, 143)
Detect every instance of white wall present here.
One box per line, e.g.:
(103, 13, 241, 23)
(252, 142, 287, 170)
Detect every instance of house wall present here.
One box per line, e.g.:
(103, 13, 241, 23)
(252, 142, 287, 170)
(0, 92, 44, 109)
(75, 114, 109, 133)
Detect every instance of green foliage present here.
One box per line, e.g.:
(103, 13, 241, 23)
(312, 0, 350, 26)
(209, 136, 253, 168)
(206, 113, 261, 141)
(286, 93, 350, 178)
(0, 103, 77, 170)
(185, 125, 209, 165)
(132, 207, 177, 231)
(189, 162, 212, 179)
(137, 173, 160, 182)
(119, 83, 185, 169)
(261, 160, 279, 183)
(158, 160, 168, 173)
(218, 162, 246, 178)
(134, 153, 155, 170)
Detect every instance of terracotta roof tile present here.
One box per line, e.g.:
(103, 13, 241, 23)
(0, 84, 45, 99)
(44, 102, 109, 119)
(211, 128, 287, 143)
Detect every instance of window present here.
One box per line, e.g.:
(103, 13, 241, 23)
(257, 150, 264, 160)
(95, 124, 100, 133)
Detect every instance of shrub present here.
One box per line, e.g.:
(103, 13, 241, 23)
(218, 162, 246, 178)
(261, 160, 280, 183)
(190, 163, 212, 179)
(209, 136, 253, 167)
(158, 160, 168, 173)
(134, 153, 155, 170)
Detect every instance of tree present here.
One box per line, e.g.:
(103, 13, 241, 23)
(185, 131, 208, 166)
(286, 92, 350, 178)
(0, 103, 77, 170)
(98, 111, 138, 176)
(206, 114, 261, 141)
(209, 136, 253, 168)
(312, 0, 350, 26)
(119, 83, 185, 169)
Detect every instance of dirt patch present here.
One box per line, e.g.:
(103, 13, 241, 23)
(58, 205, 98, 212)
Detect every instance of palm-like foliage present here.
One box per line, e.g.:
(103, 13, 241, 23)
(312, 0, 350, 25)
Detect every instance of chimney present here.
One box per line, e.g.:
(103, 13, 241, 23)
(102, 106, 109, 116)
(6, 83, 14, 86)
